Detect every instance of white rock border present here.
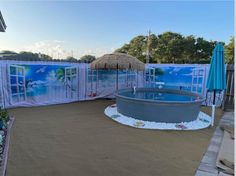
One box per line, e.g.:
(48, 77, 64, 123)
(104, 104, 211, 130)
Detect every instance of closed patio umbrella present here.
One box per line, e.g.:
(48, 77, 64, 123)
(206, 43, 226, 126)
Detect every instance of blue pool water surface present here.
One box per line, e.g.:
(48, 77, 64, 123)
(120, 91, 198, 102)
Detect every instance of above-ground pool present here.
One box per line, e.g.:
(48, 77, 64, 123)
(116, 88, 205, 123)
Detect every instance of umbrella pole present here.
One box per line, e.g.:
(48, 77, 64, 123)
(116, 65, 118, 91)
(96, 69, 98, 95)
(211, 90, 216, 126)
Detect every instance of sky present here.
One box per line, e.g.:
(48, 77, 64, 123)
(0, 1, 234, 59)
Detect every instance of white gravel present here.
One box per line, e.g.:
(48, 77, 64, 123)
(104, 104, 211, 130)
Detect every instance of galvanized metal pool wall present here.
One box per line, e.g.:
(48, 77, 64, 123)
(116, 88, 205, 123)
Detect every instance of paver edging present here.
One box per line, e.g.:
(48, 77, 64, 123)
(195, 112, 234, 176)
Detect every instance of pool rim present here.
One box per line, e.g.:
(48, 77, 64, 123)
(115, 88, 205, 105)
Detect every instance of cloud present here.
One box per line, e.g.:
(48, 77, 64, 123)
(19, 40, 115, 59)
(77, 47, 115, 58)
(21, 40, 68, 58)
(46, 70, 57, 83)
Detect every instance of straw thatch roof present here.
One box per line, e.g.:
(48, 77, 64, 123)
(90, 53, 145, 71)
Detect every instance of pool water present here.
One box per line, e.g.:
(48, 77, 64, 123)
(120, 91, 198, 102)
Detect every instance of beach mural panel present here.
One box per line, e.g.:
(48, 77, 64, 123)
(86, 69, 144, 99)
(8, 64, 78, 106)
(0, 61, 223, 108)
(145, 64, 223, 106)
(145, 64, 208, 95)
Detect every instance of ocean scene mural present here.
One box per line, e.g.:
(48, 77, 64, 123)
(87, 69, 139, 98)
(2, 62, 223, 108)
(146, 65, 207, 95)
(9, 64, 78, 105)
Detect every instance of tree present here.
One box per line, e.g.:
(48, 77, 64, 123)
(193, 38, 217, 63)
(155, 32, 184, 63)
(145, 34, 159, 63)
(181, 35, 196, 63)
(0, 51, 55, 61)
(126, 35, 146, 62)
(115, 44, 130, 54)
(0, 50, 17, 55)
(80, 55, 96, 63)
(225, 37, 234, 64)
(66, 56, 78, 62)
(0, 50, 83, 63)
(0, 50, 18, 60)
(39, 53, 53, 61)
(115, 35, 147, 62)
(115, 34, 158, 63)
(115, 31, 223, 64)
(16, 51, 53, 61)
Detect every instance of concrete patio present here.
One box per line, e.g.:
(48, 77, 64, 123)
(7, 100, 223, 176)
(195, 111, 234, 176)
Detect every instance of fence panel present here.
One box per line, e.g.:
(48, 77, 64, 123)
(0, 61, 227, 108)
(222, 64, 234, 110)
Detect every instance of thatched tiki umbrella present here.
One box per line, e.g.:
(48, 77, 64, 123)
(91, 53, 145, 90)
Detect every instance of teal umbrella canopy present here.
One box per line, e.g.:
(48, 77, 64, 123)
(206, 43, 226, 92)
(206, 43, 226, 126)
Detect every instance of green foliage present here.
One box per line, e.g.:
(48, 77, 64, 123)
(66, 56, 78, 62)
(56, 68, 65, 82)
(80, 55, 96, 63)
(0, 50, 17, 55)
(0, 109, 9, 120)
(0, 51, 53, 62)
(0, 109, 9, 129)
(181, 35, 196, 63)
(147, 34, 159, 63)
(194, 38, 218, 63)
(156, 32, 185, 63)
(0, 51, 82, 63)
(115, 32, 222, 64)
(127, 35, 146, 62)
(225, 37, 234, 64)
(116, 44, 130, 54)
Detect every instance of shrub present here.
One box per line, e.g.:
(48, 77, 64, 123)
(0, 109, 9, 130)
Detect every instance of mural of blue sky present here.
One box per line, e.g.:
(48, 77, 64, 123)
(9, 64, 71, 98)
(22, 65, 67, 84)
(146, 66, 206, 93)
(156, 67, 194, 86)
